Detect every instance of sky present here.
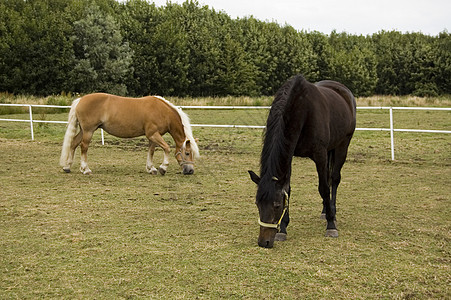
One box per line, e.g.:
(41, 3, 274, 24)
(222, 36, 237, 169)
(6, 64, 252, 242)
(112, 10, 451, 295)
(149, 0, 450, 35)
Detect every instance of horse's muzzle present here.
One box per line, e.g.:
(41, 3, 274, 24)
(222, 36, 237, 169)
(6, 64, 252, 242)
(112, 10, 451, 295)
(182, 164, 194, 175)
(258, 227, 277, 248)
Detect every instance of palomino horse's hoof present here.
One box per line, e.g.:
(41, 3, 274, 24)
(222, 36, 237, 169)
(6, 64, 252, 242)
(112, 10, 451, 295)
(63, 168, 71, 173)
(158, 167, 167, 175)
(147, 166, 158, 175)
(320, 213, 326, 220)
(80, 168, 92, 175)
(325, 229, 338, 237)
(275, 233, 287, 241)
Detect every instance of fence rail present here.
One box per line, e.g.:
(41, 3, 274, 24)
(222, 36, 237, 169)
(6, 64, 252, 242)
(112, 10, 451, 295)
(0, 103, 450, 160)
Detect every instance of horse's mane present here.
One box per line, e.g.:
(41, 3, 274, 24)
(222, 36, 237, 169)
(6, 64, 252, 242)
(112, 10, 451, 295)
(259, 75, 307, 182)
(154, 96, 200, 159)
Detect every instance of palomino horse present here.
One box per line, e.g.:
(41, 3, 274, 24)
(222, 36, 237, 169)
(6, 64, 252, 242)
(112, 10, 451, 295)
(60, 93, 199, 175)
(249, 75, 356, 248)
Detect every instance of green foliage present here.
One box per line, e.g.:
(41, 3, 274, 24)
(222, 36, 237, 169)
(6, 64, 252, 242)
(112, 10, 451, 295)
(118, 0, 162, 96)
(0, 0, 75, 95)
(46, 94, 72, 107)
(433, 31, 451, 94)
(71, 3, 133, 95)
(0, 0, 449, 97)
(372, 31, 444, 96)
(327, 32, 377, 96)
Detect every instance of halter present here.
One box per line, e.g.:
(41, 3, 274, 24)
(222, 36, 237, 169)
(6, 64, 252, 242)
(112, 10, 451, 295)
(175, 142, 195, 167)
(258, 190, 289, 231)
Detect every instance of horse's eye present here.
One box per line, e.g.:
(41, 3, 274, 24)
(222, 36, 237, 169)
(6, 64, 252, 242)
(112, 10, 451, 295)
(273, 201, 281, 208)
(185, 152, 190, 156)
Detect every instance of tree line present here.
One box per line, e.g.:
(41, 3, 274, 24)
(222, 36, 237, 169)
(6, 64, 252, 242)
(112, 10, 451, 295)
(1, 0, 450, 97)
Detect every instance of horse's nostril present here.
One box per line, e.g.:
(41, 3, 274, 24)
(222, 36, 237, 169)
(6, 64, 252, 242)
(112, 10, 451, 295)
(258, 238, 274, 248)
(183, 167, 194, 175)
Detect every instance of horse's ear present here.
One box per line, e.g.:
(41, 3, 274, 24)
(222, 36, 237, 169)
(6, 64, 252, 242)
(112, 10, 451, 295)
(248, 170, 260, 185)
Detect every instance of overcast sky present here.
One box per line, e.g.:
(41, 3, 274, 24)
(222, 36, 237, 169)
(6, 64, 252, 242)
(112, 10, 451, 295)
(150, 0, 450, 35)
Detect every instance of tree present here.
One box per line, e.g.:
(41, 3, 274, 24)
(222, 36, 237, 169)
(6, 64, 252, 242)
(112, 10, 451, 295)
(0, 0, 75, 95)
(216, 30, 259, 96)
(178, 1, 224, 96)
(0, 0, 449, 97)
(118, 0, 162, 96)
(238, 17, 275, 95)
(373, 31, 420, 95)
(325, 31, 377, 96)
(251, 22, 317, 95)
(434, 31, 451, 94)
(142, 2, 194, 96)
(71, 3, 133, 95)
(409, 33, 439, 97)
(305, 31, 331, 82)
(0, 1, 24, 92)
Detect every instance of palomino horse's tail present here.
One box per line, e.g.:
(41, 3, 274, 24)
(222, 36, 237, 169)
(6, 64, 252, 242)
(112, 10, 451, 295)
(59, 98, 81, 168)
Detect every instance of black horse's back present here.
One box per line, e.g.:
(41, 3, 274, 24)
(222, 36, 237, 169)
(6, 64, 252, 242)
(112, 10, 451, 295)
(316, 79, 356, 118)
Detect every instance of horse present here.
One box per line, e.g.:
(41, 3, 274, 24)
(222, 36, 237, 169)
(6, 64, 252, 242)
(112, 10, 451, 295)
(60, 93, 200, 175)
(248, 74, 356, 248)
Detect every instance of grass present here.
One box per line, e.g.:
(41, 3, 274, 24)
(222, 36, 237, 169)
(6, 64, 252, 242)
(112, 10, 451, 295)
(357, 95, 451, 107)
(0, 98, 450, 299)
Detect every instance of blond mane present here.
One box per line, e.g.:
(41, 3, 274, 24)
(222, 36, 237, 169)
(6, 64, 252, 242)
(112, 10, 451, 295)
(154, 96, 200, 159)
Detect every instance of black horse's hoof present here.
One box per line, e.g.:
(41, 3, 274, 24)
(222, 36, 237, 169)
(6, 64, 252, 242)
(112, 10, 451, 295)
(325, 229, 338, 237)
(275, 233, 287, 241)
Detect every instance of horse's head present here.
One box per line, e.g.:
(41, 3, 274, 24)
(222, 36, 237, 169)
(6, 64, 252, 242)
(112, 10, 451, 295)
(249, 170, 289, 248)
(176, 140, 196, 175)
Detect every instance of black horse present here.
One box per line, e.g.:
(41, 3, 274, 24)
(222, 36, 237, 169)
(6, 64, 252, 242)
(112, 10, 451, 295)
(249, 74, 356, 248)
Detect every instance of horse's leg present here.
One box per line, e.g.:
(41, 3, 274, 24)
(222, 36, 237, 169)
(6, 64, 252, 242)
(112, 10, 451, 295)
(275, 185, 290, 242)
(79, 130, 94, 175)
(147, 132, 170, 175)
(62, 130, 83, 172)
(146, 142, 158, 175)
(321, 150, 334, 219)
(330, 143, 351, 219)
(275, 209, 289, 241)
(67, 131, 83, 170)
(314, 150, 338, 237)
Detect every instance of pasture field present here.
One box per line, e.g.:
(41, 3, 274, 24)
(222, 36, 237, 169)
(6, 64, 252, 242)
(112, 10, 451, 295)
(0, 106, 450, 299)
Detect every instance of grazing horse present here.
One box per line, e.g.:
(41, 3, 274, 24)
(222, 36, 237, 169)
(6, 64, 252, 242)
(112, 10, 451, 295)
(249, 75, 356, 248)
(60, 93, 199, 175)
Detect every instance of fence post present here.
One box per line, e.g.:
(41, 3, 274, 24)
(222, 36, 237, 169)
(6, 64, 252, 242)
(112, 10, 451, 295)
(28, 105, 34, 141)
(389, 107, 395, 160)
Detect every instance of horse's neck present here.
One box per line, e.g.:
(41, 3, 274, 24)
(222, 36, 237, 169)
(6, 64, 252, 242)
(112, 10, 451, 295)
(167, 111, 186, 148)
(261, 75, 309, 181)
(261, 122, 299, 182)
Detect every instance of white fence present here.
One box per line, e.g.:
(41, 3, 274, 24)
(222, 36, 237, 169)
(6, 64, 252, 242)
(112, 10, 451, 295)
(0, 103, 450, 160)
